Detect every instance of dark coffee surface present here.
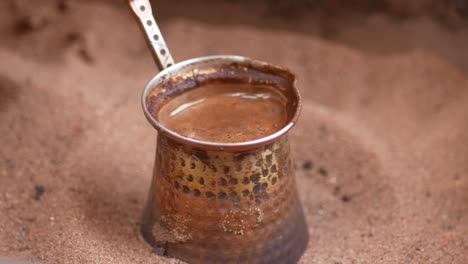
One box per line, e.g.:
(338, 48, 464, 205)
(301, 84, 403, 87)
(157, 83, 288, 143)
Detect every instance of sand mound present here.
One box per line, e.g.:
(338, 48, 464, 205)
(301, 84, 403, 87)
(0, 1, 466, 263)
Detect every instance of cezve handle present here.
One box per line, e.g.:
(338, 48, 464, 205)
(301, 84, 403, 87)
(128, 0, 175, 71)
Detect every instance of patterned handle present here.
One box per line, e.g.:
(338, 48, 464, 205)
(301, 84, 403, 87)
(128, 0, 175, 70)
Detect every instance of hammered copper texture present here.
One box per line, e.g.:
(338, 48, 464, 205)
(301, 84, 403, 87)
(141, 135, 308, 263)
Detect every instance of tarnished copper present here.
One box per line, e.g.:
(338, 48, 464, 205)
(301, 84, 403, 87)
(141, 56, 308, 263)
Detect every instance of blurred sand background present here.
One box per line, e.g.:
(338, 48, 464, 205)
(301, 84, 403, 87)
(0, 0, 467, 263)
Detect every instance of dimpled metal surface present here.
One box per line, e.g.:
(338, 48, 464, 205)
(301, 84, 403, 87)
(141, 135, 308, 263)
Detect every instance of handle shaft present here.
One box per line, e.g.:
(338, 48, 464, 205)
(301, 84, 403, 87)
(128, 0, 175, 71)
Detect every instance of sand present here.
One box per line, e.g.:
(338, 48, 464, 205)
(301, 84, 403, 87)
(0, 0, 467, 263)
